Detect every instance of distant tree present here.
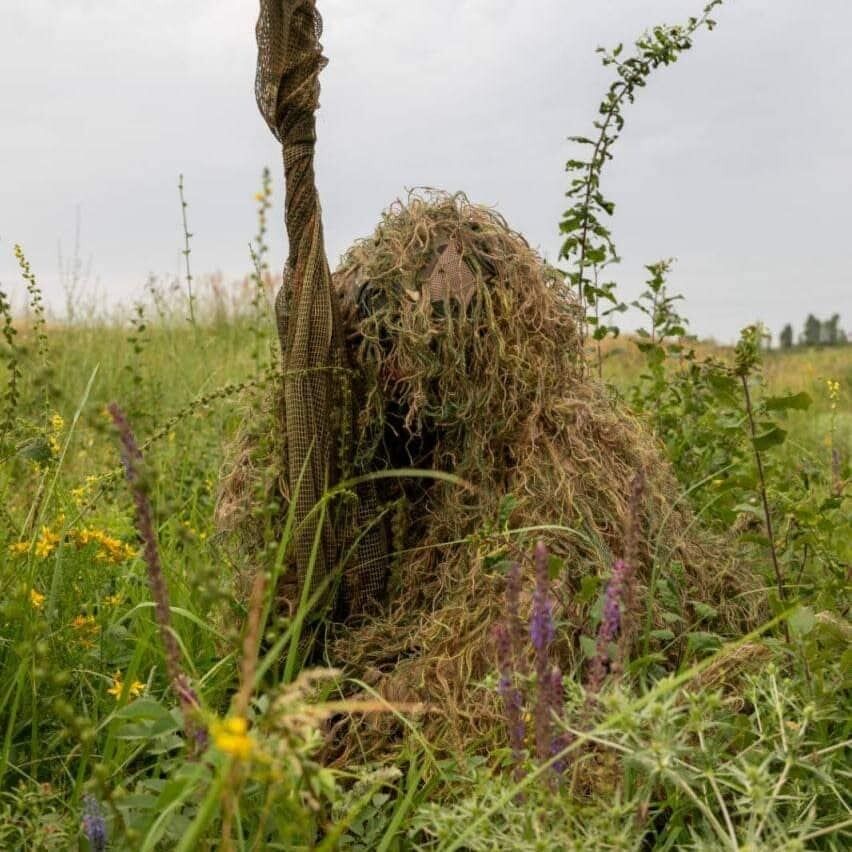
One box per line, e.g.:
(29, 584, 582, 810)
(779, 323, 794, 349)
(802, 314, 822, 347)
(823, 313, 841, 346)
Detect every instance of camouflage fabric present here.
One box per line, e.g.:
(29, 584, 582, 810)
(255, 0, 388, 617)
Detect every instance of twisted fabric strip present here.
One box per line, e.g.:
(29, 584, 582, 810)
(255, 0, 388, 616)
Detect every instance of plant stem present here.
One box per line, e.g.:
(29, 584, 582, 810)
(178, 174, 196, 327)
(740, 374, 791, 642)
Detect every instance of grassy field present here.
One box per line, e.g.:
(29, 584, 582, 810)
(0, 310, 849, 849)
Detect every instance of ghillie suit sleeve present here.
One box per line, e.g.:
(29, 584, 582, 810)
(255, 0, 388, 617)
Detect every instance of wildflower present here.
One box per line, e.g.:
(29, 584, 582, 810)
(530, 541, 556, 762)
(72, 614, 100, 638)
(107, 672, 145, 700)
(50, 412, 64, 432)
(30, 589, 45, 609)
(211, 716, 253, 760)
(70, 486, 87, 506)
(505, 560, 526, 674)
(34, 526, 60, 559)
(254, 192, 265, 202)
(109, 403, 205, 750)
(73, 528, 137, 564)
(587, 558, 630, 694)
(547, 665, 572, 776)
(103, 593, 122, 607)
(529, 542, 554, 658)
(8, 541, 29, 556)
(82, 795, 106, 852)
(826, 378, 840, 405)
(493, 622, 525, 778)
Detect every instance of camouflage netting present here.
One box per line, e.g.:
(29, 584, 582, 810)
(217, 191, 760, 754)
(254, 0, 389, 616)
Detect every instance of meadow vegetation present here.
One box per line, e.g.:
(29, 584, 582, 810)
(0, 277, 848, 848)
(1, 1, 850, 847)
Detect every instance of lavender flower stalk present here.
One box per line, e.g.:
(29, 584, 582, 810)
(505, 560, 526, 674)
(494, 622, 526, 779)
(587, 558, 629, 693)
(547, 664, 572, 776)
(109, 402, 207, 752)
(82, 795, 106, 852)
(530, 541, 556, 762)
(587, 471, 646, 693)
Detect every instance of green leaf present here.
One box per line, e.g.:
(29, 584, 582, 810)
(579, 635, 598, 660)
(578, 574, 601, 605)
(114, 699, 174, 723)
(753, 426, 787, 451)
(788, 605, 815, 638)
(692, 602, 718, 621)
(547, 555, 563, 581)
(764, 392, 812, 412)
(685, 631, 721, 655)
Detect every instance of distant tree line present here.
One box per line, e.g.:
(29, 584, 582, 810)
(778, 314, 848, 349)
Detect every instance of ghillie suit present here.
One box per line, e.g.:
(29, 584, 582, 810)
(221, 1, 757, 754)
(219, 191, 758, 752)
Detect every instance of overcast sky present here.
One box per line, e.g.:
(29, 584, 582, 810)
(1, 0, 849, 341)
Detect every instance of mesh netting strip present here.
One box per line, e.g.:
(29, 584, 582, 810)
(255, 0, 388, 615)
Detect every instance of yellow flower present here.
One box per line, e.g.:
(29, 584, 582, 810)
(34, 527, 60, 559)
(107, 672, 145, 700)
(253, 192, 265, 202)
(72, 614, 100, 636)
(30, 589, 45, 609)
(50, 413, 65, 433)
(70, 486, 87, 507)
(104, 593, 123, 607)
(72, 528, 137, 564)
(212, 716, 254, 760)
(8, 541, 29, 556)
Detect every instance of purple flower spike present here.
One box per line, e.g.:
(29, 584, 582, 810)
(530, 542, 557, 762)
(588, 558, 630, 693)
(494, 623, 526, 778)
(505, 561, 526, 674)
(82, 795, 106, 852)
(548, 665, 572, 776)
(530, 542, 554, 658)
